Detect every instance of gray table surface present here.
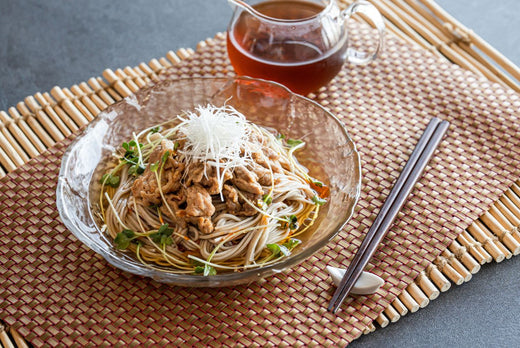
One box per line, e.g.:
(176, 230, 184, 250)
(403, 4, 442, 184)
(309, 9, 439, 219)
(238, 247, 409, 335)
(1, 1, 519, 347)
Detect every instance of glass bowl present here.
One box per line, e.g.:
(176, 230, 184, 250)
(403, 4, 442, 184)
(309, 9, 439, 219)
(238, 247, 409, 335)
(56, 76, 361, 287)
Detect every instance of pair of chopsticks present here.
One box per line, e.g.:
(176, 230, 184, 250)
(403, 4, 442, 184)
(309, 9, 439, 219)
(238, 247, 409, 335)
(328, 117, 450, 313)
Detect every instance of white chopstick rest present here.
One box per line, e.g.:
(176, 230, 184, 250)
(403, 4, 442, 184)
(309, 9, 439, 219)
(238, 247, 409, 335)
(327, 266, 384, 295)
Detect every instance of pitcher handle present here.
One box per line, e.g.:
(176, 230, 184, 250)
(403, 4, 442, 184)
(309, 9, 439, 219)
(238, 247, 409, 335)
(342, 1, 385, 65)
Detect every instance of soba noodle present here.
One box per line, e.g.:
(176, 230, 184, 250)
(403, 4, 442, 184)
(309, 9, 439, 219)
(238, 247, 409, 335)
(98, 104, 327, 275)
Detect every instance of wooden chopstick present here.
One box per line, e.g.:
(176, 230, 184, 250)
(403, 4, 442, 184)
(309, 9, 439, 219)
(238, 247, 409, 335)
(328, 117, 450, 313)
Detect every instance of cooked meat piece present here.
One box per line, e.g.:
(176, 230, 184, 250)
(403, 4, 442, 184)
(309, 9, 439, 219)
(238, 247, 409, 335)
(264, 146, 291, 170)
(184, 162, 205, 186)
(265, 147, 279, 161)
(237, 192, 260, 216)
(160, 159, 184, 193)
(200, 166, 232, 195)
(162, 191, 186, 207)
(253, 164, 273, 186)
(201, 174, 220, 195)
(232, 166, 263, 195)
(131, 140, 184, 206)
(185, 184, 215, 217)
(252, 150, 283, 173)
(222, 184, 240, 211)
(252, 151, 268, 167)
(131, 169, 161, 206)
(185, 163, 233, 195)
(187, 216, 214, 234)
(159, 192, 187, 227)
(223, 184, 238, 203)
(222, 184, 258, 216)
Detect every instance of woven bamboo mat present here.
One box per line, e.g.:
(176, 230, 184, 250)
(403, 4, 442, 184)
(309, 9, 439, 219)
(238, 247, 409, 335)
(1, 1, 520, 346)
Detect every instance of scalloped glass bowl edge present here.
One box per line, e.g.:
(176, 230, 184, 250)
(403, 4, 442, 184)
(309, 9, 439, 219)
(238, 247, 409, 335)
(56, 76, 361, 287)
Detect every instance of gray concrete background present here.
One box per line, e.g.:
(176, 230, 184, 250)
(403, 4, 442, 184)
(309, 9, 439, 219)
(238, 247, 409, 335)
(1, 1, 519, 346)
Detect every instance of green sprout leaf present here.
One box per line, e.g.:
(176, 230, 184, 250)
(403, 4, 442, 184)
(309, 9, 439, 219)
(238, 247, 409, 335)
(282, 238, 302, 250)
(162, 235, 173, 246)
(194, 264, 217, 276)
(161, 150, 170, 164)
(123, 151, 135, 160)
(150, 126, 161, 134)
(100, 173, 120, 188)
(128, 164, 146, 176)
(286, 138, 304, 148)
(310, 178, 324, 187)
(312, 195, 327, 206)
(204, 264, 217, 276)
(165, 237, 174, 246)
(287, 215, 298, 230)
(267, 243, 291, 257)
(121, 139, 146, 176)
(267, 243, 280, 256)
(262, 194, 272, 206)
(279, 215, 299, 230)
(114, 229, 135, 250)
(150, 223, 174, 246)
(158, 223, 172, 234)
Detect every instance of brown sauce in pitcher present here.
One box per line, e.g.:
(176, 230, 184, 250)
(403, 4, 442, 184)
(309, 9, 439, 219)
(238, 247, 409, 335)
(226, 0, 348, 95)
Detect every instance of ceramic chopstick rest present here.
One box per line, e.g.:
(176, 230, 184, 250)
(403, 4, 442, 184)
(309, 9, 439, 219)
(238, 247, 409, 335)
(326, 266, 384, 295)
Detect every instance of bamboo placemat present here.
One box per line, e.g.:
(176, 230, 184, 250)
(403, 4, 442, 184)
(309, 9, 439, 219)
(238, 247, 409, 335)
(1, 1, 520, 346)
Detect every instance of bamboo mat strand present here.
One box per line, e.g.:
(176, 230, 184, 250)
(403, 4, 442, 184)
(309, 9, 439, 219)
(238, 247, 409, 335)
(0, 0, 519, 346)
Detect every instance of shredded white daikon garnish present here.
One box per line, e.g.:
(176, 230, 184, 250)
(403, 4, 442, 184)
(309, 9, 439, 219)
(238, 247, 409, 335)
(177, 104, 255, 191)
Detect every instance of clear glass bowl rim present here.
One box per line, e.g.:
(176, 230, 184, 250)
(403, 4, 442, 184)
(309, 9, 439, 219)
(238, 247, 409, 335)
(56, 76, 361, 287)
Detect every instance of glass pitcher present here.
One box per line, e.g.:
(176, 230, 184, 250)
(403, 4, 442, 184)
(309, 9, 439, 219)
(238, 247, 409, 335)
(227, 0, 385, 94)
